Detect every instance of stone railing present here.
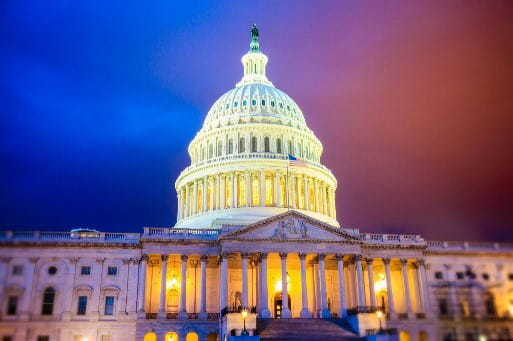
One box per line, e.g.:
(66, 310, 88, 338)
(181, 152, 331, 175)
(143, 227, 220, 240)
(0, 230, 141, 243)
(359, 233, 425, 245)
(426, 241, 513, 252)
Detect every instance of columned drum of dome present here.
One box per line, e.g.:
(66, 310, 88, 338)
(175, 25, 338, 228)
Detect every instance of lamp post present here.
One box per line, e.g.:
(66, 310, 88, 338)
(241, 309, 249, 336)
(376, 310, 384, 334)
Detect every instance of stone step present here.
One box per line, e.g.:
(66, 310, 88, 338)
(257, 318, 362, 341)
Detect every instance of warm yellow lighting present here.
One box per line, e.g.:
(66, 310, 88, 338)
(376, 310, 383, 318)
(508, 305, 513, 316)
(374, 273, 387, 292)
(241, 310, 248, 318)
(166, 273, 178, 289)
(479, 335, 487, 341)
(274, 274, 291, 291)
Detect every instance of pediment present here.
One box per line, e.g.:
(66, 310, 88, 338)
(220, 210, 359, 243)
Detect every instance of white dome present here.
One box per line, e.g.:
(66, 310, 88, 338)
(201, 83, 309, 134)
(174, 26, 339, 229)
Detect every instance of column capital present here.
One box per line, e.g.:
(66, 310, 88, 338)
(240, 252, 248, 259)
(354, 254, 363, 262)
(443, 264, 451, 270)
(400, 258, 409, 265)
(123, 258, 132, 265)
(318, 253, 326, 261)
(140, 254, 149, 262)
(417, 259, 426, 266)
(69, 257, 80, 264)
(0, 257, 12, 264)
(161, 254, 169, 262)
(260, 252, 268, 259)
(96, 258, 105, 264)
(383, 257, 391, 265)
(279, 252, 288, 259)
(221, 252, 229, 259)
(335, 254, 345, 261)
(365, 258, 374, 265)
(29, 257, 39, 264)
(181, 254, 188, 262)
(200, 255, 208, 262)
(298, 253, 307, 260)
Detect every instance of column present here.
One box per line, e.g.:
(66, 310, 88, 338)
(179, 255, 188, 319)
(383, 258, 396, 318)
(177, 192, 181, 221)
(289, 173, 295, 208)
(279, 253, 292, 318)
(318, 254, 330, 318)
(231, 172, 237, 208)
(274, 171, 281, 207)
(355, 255, 365, 308)
(62, 257, 78, 320)
(336, 254, 347, 317)
(331, 188, 337, 220)
(184, 186, 190, 217)
(216, 174, 221, 210)
(241, 252, 248, 308)
(158, 255, 168, 318)
(296, 174, 302, 209)
(322, 184, 328, 215)
(202, 176, 208, 212)
(193, 180, 198, 215)
(137, 255, 148, 315)
(19, 258, 38, 320)
(366, 258, 376, 308)
(417, 259, 430, 315)
(259, 253, 270, 318)
(245, 171, 251, 207)
(260, 170, 265, 207)
(304, 176, 310, 210)
(299, 253, 311, 318)
(220, 175, 226, 209)
(400, 259, 413, 316)
(199, 255, 208, 319)
(220, 253, 228, 313)
(127, 258, 140, 314)
(313, 179, 319, 213)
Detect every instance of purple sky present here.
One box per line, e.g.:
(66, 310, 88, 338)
(1, 1, 512, 241)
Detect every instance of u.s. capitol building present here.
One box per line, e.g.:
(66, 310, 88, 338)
(1, 26, 512, 341)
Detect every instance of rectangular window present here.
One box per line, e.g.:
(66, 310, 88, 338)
(12, 265, 23, 275)
(107, 266, 117, 276)
(104, 296, 114, 315)
(80, 266, 91, 275)
(434, 271, 443, 280)
(7, 296, 17, 315)
(456, 272, 465, 280)
(37, 337, 49, 341)
(77, 296, 87, 315)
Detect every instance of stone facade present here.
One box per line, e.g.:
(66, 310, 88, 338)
(1, 26, 513, 341)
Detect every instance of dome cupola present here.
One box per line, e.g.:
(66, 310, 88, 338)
(174, 26, 339, 229)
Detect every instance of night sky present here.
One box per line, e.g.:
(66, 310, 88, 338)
(1, 1, 513, 241)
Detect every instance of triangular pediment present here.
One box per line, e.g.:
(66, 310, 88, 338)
(219, 210, 360, 243)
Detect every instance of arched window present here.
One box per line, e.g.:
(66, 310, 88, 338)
(264, 137, 270, 152)
(251, 137, 258, 153)
(276, 138, 282, 154)
(144, 333, 157, 341)
(217, 141, 223, 157)
(239, 137, 245, 153)
(41, 287, 55, 315)
(208, 144, 213, 159)
(228, 139, 233, 154)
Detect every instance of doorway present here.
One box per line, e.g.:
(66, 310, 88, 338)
(274, 291, 291, 318)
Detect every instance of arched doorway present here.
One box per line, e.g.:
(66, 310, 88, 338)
(165, 332, 178, 341)
(144, 333, 157, 341)
(206, 332, 218, 341)
(186, 332, 199, 341)
(274, 291, 291, 318)
(419, 331, 428, 341)
(399, 331, 410, 341)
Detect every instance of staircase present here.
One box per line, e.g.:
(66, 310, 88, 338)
(257, 318, 363, 341)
